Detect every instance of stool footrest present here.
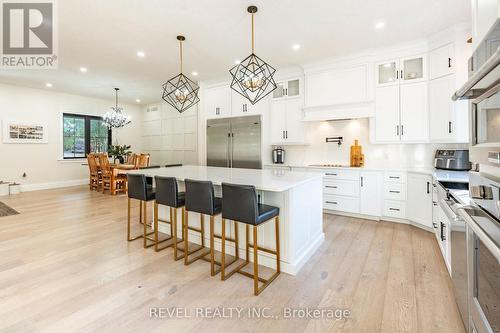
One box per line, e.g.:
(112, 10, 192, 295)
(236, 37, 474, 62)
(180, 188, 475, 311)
(221, 261, 249, 280)
(184, 247, 211, 265)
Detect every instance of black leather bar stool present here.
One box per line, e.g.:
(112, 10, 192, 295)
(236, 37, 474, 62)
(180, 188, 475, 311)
(221, 183, 280, 296)
(126, 174, 156, 248)
(153, 176, 185, 253)
(184, 179, 237, 273)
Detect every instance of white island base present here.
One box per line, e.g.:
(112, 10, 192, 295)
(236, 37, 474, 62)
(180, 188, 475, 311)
(131, 166, 324, 276)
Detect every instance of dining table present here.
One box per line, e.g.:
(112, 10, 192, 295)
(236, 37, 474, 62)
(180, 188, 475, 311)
(108, 163, 136, 194)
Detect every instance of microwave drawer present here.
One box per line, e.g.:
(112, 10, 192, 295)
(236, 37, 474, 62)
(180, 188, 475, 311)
(324, 194, 359, 213)
(383, 200, 406, 218)
(322, 169, 360, 181)
(323, 179, 359, 196)
(384, 183, 406, 201)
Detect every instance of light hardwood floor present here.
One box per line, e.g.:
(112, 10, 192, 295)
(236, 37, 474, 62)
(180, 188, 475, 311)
(0, 186, 465, 333)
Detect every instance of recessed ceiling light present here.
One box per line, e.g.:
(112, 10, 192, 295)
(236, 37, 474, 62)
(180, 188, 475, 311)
(135, 99, 141, 103)
(45, 83, 53, 88)
(235, 60, 241, 65)
(137, 51, 145, 58)
(191, 71, 198, 76)
(292, 44, 301, 51)
(375, 21, 385, 30)
(79, 67, 87, 73)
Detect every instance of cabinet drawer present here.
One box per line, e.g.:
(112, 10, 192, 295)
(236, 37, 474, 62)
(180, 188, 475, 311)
(383, 200, 406, 218)
(384, 183, 406, 200)
(384, 172, 406, 183)
(323, 179, 359, 197)
(322, 169, 360, 181)
(324, 194, 359, 213)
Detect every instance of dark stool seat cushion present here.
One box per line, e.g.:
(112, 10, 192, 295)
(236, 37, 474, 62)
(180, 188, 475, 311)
(127, 173, 156, 201)
(185, 179, 220, 215)
(256, 204, 279, 225)
(221, 182, 280, 225)
(154, 176, 184, 208)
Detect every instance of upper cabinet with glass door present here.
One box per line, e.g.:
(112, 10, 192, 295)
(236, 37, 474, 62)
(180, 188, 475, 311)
(376, 54, 427, 87)
(272, 78, 301, 99)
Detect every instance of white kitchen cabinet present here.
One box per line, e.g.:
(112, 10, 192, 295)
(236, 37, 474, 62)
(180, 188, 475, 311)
(360, 171, 381, 216)
(399, 82, 428, 142)
(272, 78, 301, 99)
(269, 98, 305, 145)
(231, 91, 265, 117)
(429, 43, 455, 80)
(375, 85, 400, 141)
(406, 173, 433, 229)
(374, 82, 428, 142)
(204, 85, 231, 119)
(376, 54, 426, 87)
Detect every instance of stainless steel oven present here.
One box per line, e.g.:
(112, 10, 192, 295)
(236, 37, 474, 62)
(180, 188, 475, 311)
(471, 82, 500, 146)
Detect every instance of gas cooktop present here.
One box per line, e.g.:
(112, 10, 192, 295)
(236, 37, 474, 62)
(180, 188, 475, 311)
(308, 164, 351, 168)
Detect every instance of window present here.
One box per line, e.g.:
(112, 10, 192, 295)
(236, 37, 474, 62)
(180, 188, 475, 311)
(63, 114, 111, 159)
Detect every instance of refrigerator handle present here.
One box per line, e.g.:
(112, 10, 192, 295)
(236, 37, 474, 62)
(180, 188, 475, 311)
(227, 132, 231, 168)
(231, 132, 234, 168)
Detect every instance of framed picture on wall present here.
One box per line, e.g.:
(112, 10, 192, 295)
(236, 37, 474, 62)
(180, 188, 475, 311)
(2, 120, 48, 144)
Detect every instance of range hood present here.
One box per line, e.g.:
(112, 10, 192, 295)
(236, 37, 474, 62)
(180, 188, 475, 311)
(452, 48, 500, 100)
(302, 100, 374, 121)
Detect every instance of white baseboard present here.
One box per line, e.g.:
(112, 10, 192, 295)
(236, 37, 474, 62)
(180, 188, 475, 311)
(20, 179, 88, 192)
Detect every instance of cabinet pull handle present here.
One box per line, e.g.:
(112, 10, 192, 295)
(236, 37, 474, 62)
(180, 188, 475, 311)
(448, 57, 452, 68)
(427, 181, 430, 194)
(440, 222, 446, 241)
(361, 176, 364, 187)
(285, 130, 288, 139)
(389, 176, 400, 179)
(389, 208, 400, 211)
(433, 222, 438, 228)
(325, 173, 338, 176)
(389, 190, 400, 193)
(326, 201, 338, 205)
(396, 125, 399, 136)
(401, 125, 404, 136)
(325, 185, 338, 189)
(400, 70, 403, 79)
(396, 70, 399, 80)
(448, 121, 452, 133)
(282, 131, 285, 139)
(216, 107, 220, 115)
(285, 88, 288, 96)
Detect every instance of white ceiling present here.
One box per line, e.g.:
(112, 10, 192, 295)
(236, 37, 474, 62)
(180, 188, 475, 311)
(0, 0, 471, 105)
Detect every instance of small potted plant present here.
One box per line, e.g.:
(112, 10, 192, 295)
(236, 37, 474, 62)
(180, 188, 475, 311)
(108, 144, 132, 164)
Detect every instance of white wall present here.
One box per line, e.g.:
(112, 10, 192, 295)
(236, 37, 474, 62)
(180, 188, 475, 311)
(264, 118, 467, 169)
(0, 83, 143, 190)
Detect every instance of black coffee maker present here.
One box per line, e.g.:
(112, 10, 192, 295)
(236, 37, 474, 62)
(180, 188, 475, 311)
(272, 147, 285, 164)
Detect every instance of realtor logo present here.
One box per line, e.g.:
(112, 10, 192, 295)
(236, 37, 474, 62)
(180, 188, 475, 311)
(1, 0, 58, 69)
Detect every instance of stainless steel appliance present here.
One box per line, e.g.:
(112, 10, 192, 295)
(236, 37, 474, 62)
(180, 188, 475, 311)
(434, 149, 471, 171)
(457, 172, 500, 333)
(272, 147, 285, 164)
(207, 115, 262, 169)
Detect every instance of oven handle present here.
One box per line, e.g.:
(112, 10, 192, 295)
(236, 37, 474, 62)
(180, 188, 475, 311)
(457, 207, 500, 263)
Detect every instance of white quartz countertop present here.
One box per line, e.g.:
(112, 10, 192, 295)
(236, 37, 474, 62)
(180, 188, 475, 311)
(128, 165, 323, 192)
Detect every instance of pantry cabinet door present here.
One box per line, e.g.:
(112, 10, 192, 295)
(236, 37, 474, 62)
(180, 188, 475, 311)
(269, 100, 287, 145)
(429, 43, 455, 80)
(399, 82, 428, 142)
(429, 75, 455, 142)
(375, 85, 400, 142)
(284, 99, 305, 143)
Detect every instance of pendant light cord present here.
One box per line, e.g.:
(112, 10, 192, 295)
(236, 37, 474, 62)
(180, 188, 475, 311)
(179, 39, 183, 73)
(115, 88, 118, 108)
(251, 12, 255, 54)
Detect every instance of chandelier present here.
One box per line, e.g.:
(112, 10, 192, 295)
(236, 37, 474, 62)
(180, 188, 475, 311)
(162, 35, 200, 113)
(229, 6, 277, 105)
(103, 88, 131, 129)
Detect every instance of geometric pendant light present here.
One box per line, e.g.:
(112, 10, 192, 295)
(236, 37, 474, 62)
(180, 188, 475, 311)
(162, 35, 200, 113)
(103, 88, 132, 129)
(229, 6, 277, 105)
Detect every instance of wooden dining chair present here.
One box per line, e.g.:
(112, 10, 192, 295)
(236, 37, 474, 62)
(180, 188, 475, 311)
(126, 153, 137, 166)
(99, 154, 126, 195)
(135, 154, 151, 169)
(87, 153, 101, 191)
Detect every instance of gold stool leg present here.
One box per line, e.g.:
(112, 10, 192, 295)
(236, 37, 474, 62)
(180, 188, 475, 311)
(210, 215, 215, 276)
(234, 221, 239, 260)
(276, 216, 281, 273)
(221, 218, 226, 280)
(143, 201, 147, 248)
(127, 198, 131, 240)
(154, 202, 159, 250)
(246, 224, 250, 263)
(183, 209, 189, 265)
(253, 226, 259, 296)
(172, 207, 180, 260)
(200, 214, 205, 248)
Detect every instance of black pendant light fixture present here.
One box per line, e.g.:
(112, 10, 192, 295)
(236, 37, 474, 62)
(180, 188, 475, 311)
(162, 35, 200, 113)
(229, 6, 277, 105)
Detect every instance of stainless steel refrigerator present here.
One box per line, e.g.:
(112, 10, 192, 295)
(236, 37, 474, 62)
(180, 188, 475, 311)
(207, 115, 262, 169)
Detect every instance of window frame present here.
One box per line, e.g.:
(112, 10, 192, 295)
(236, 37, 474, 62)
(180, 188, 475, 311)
(62, 113, 112, 160)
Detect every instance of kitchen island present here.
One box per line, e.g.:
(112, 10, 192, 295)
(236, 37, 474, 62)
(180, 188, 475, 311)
(128, 165, 324, 275)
